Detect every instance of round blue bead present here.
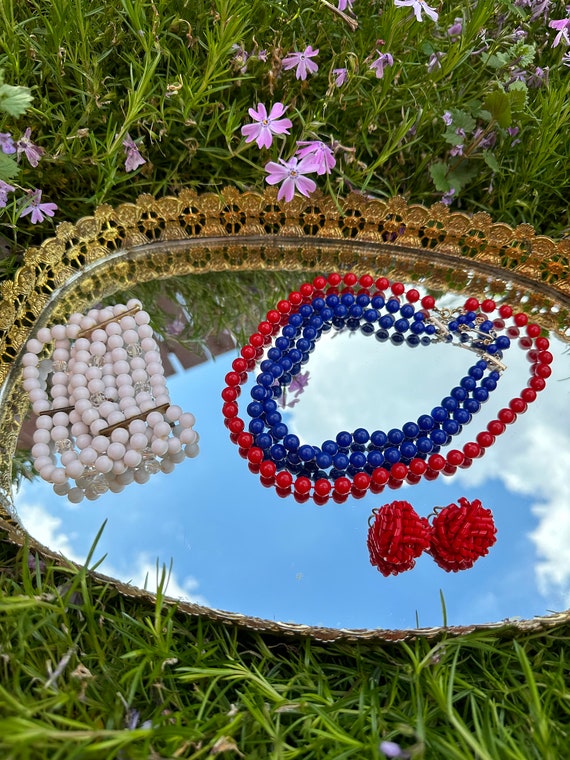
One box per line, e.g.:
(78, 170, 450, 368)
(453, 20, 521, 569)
(299, 304, 313, 318)
(442, 396, 458, 411)
(431, 406, 448, 423)
(249, 419, 265, 434)
(315, 452, 333, 469)
(353, 428, 370, 445)
(394, 318, 409, 332)
(402, 421, 420, 438)
(430, 429, 447, 446)
(280, 357, 293, 372)
(275, 337, 290, 351)
(463, 398, 481, 414)
(480, 320, 494, 333)
(322, 440, 339, 455)
(363, 308, 378, 322)
(460, 376, 477, 391)
(303, 327, 317, 340)
(448, 319, 459, 331)
(473, 387, 489, 402)
(371, 295, 385, 309)
(418, 414, 435, 431)
(298, 445, 316, 462)
(399, 441, 417, 459)
(349, 304, 363, 318)
(410, 321, 424, 334)
(257, 372, 274, 387)
(346, 318, 360, 331)
(265, 411, 282, 426)
(416, 436, 433, 453)
(400, 304, 415, 319)
(349, 451, 367, 468)
(451, 386, 467, 401)
(326, 294, 340, 307)
(334, 305, 348, 318)
(321, 308, 334, 322)
(283, 434, 300, 451)
(251, 384, 268, 400)
(386, 298, 400, 313)
(379, 314, 394, 329)
(270, 444, 286, 460)
(413, 311, 425, 321)
(383, 447, 401, 464)
(468, 365, 484, 380)
(424, 324, 436, 335)
(289, 313, 303, 327)
(489, 370, 500, 382)
(370, 430, 388, 448)
(387, 428, 404, 445)
(336, 431, 353, 448)
(442, 419, 460, 435)
(267, 347, 281, 361)
(247, 401, 263, 417)
(361, 323, 375, 335)
(391, 333, 405, 345)
(356, 293, 370, 307)
(466, 311, 478, 322)
(272, 423, 288, 439)
(341, 293, 355, 306)
(496, 335, 510, 350)
(453, 409, 471, 424)
(287, 452, 301, 466)
(271, 364, 284, 378)
(263, 399, 277, 413)
(296, 338, 310, 353)
(288, 348, 302, 363)
(333, 453, 349, 469)
(260, 359, 273, 372)
(367, 450, 384, 467)
(309, 315, 324, 329)
(482, 377, 497, 391)
(256, 433, 273, 450)
(312, 297, 325, 311)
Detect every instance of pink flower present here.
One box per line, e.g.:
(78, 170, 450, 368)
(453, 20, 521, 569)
(16, 128, 44, 167)
(549, 19, 570, 47)
(264, 156, 317, 202)
(241, 102, 292, 149)
(0, 132, 16, 154)
(19, 189, 57, 224)
(295, 141, 336, 175)
(282, 46, 319, 80)
(442, 111, 453, 125)
(370, 52, 394, 78)
(447, 18, 463, 37)
(0, 180, 15, 208)
(122, 133, 147, 172)
(394, 0, 438, 23)
(333, 67, 348, 87)
(337, 0, 354, 10)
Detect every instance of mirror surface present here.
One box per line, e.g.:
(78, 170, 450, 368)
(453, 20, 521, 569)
(12, 269, 570, 631)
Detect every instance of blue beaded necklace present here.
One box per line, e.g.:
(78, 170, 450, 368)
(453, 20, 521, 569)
(243, 288, 511, 483)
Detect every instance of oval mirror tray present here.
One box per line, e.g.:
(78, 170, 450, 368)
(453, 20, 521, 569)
(1, 189, 569, 641)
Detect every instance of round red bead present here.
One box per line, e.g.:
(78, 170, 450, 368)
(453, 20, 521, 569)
(498, 408, 516, 424)
(258, 321, 273, 336)
(266, 310, 281, 324)
(409, 458, 428, 475)
(537, 350, 553, 365)
(390, 463, 408, 481)
(476, 431, 495, 448)
(463, 442, 481, 459)
(334, 477, 352, 495)
(514, 312, 528, 326)
(359, 274, 374, 288)
(535, 337, 550, 351)
(428, 454, 446, 471)
(275, 471, 293, 489)
(249, 333, 264, 347)
(294, 476, 312, 494)
(421, 295, 435, 309)
(247, 447, 264, 465)
(259, 461, 276, 478)
(529, 376, 546, 391)
(520, 387, 537, 403)
(391, 282, 405, 296)
(222, 402, 239, 418)
(221, 387, 238, 402)
(406, 288, 420, 303)
(241, 345, 256, 360)
(227, 417, 245, 434)
(289, 291, 303, 306)
(446, 449, 465, 467)
(519, 337, 533, 350)
(353, 472, 371, 491)
(509, 397, 527, 413)
(481, 299, 496, 313)
(328, 273, 342, 286)
(534, 363, 551, 379)
(498, 304, 513, 318)
(300, 283, 314, 297)
(313, 276, 327, 290)
(376, 277, 390, 291)
(225, 371, 241, 387)
(372, 467, 390, 485)
(464, 297, 480, 311)
(526, 323, 541, 338)
(237, 431, 254, 448)
(232, 358, 248, 373)
(277, 300, 292, 314)
(314, 478, 331, 497)
(487, 420, 505, 436)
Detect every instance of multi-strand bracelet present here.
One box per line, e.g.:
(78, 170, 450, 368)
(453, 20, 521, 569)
(23, 300, 199, 502)
(222, 273, 552, 504)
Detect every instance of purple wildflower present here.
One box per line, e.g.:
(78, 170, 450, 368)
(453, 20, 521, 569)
(472, 127, 497, 150)
(0, 132, 16, 154)
(442, 111, 453, 126)
(549, 19, 570, 47)
(427, 52, 444, 72)
(338, 0, 354, 10)
(379, 740, 411, 759)
(441, 188, 456, 206)
(122, 133, 146, 172)
(289, 371, 310, 394)
(257, 50, 268, 62)
(16, 128, 44, 167)
(19, 189, 58, 224)
(447, 18, 463, 37)
(333, 67, 348, 87)
(449, 144, 463, 157)
(527, 66, 549, 87)
(0, 180, 15, 208)
(295, 141, 336, 175)
(165, 316, 186, 336)
(264, 156, 317, 202)
(241, 103, 293, 149)
(562, 51, 570, 66)
(507, 126, 521, 146)
(394, 0, 438, 23)
(282, 46, 319, 80)
(370, 52, 394, 78)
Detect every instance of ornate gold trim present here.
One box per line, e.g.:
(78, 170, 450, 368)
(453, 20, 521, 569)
(1, 188, 569, 642)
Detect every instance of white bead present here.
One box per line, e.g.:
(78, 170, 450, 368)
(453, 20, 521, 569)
(50, 425, 69, 441)
(165, 405, 182, 422)
(107, 442, 126, 460)
(70, 360, 88, 375)
(32, 400, 51, 414)
(90, 418, 107, 435)
(107, 334, 124, 350)
(113, 360, 130, 375)
(80, 316, 97, 331)
(104, 387, 119, 402)
(52, 396, 70, 410)
(153, 421, 171, 439)
(167, 437, 182, 455)
(130, 357, 145, 370)
(36, 415, 53, 430)
(22, 353, 39, 366)
(33, 429, 51, 444)
(85, 366, 100, 381)
(66, 324, 81, 339)
(23, 377, 42, 392)
(72, 388, 90, 402)
(153, 394, 170, 406)
(144, 350, 160, 364)
(137, 323, 153, 337)
(141, 337, 156, 352)
(105, 322, 122, 336)
(168, 450, 186, 464)
(70, 374, 87, 388)
(108, 480, 125, 493)
(179, 412, 196, 428)
(82, 409, 99, 426)
(139, 398, 155, 412)
(147, 362, 164, 377)
(32, 442, 51, 458)
(91, 328, 107, 343)
(179, 428, 197, 445)
(123, 329, 138, 344)
(98, 307, 114, 322)
(146, 411, 163, 428)
(53, 482, 71, 496)
(76, 433, 92, 450)
(26, 339, 44, 355)
(60, 450, 77, 466)
(90, 341, 107, 357)
(98, 401, 116, 419)
(50, 383, 68, 399)
(92, 435, 109, 453)
(119, 316, 136, 331)
(185, 444, 200, 458)
(67, 487, 84, 504)
(23, 365, 40, 379)
(123, 450, 141, 468)
(116, 469, 135, 485)
(33, 456, 53, 471)
(111, 427, 129, 444)
(52, 467, 68, 485)
(74, 349, 91, 363)
(107, 411, 125, 425)
(79, 447, 98, 465)
(111, 459, 127, 474)
(130, 433, 148, 450)
(71, 422, 88, 437)
(160, 459, 175, 474)
(52, 348, 69, 362)
(134, 469, 150, 484)
(134, 310, 150, 325)
(66, 461, 85, 479)
(128, 419, 146, 435)
(127, 298, 143, 310)
(50, 325, 67, 340)
(111, 347, 127, 362)
(39, 464, 56, 481)
(151, 439, 168, 457)
(131, 368, 148, 384)
(36, 327, 52, 343)
(95, 455, 113, 473)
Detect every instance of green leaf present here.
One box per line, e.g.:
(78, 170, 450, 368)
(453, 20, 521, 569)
(0, 83, 33, 117)
(508, 83, 527, 114)
(448, 108, 476, 133)
(444, 127, 464, 146)
(448, 161, 480, 192)
(483, 90, 512, 128)
(483, 150, 500, 174)
(0, 152, 19, 181)
(429, 161, 451, 192)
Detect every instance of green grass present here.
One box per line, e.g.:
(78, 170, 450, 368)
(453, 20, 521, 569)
(0, 537, 569, 759)
(1, 0, 570, 756)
